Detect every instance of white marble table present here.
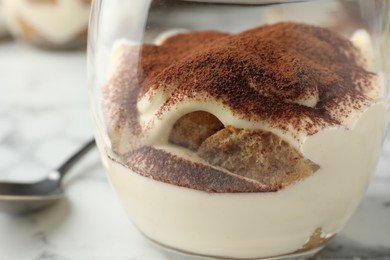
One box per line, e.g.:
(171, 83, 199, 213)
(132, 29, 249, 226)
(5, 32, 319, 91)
(0, 40, 389, 260)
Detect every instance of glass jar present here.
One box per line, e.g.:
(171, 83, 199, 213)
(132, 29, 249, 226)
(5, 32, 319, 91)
(2, 0, 91, 49)
(88, 1, 390, 259)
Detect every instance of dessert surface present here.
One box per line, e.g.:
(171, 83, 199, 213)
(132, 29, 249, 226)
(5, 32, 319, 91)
(103, 22, 381, 193)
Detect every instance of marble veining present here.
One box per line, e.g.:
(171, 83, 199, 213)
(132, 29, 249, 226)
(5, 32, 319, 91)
(0, 40, 389, 260)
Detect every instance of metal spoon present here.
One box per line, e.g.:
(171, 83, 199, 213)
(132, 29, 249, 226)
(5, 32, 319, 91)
(0, 139, 96, 214)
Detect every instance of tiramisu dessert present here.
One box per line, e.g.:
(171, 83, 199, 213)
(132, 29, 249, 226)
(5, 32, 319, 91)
(2, 0, 90, 48)
(97, 22, 389, 258)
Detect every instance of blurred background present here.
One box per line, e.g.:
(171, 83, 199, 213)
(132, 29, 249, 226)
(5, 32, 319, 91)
(0, 0, 389, 259)
(0, 0, 93, 184)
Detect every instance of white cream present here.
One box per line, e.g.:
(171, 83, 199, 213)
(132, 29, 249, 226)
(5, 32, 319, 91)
(2, 0, 90, 45)
(100, 100, 388, 259)
(96, 29, 389, 258)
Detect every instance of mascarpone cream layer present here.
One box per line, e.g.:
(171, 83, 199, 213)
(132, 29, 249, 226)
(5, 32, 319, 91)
(101, 100, 388, 258)
(96, 28, 389, 258)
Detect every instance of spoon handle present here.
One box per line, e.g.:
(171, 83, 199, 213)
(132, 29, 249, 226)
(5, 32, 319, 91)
(56, 138, 96, 179)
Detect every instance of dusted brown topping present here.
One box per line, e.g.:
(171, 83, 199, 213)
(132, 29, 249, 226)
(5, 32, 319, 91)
(104, 46, 144, 153)
(148, 23, 373, 132)
(120, 146, 271, 193)
(103, 22, 378, 193)
(105, 22, 375, 145)
(119, 123, 319, 192)
(198, 126, 319, 190)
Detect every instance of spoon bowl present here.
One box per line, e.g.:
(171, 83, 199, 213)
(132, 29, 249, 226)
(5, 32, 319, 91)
(0, 139, 95, 214)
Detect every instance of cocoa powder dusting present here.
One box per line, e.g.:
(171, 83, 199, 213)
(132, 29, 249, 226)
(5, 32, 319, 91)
(103, 22, 378, 192)
(120, 146, 272, 193)
(105, 22, 375, 138)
